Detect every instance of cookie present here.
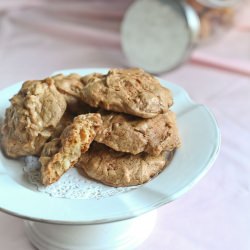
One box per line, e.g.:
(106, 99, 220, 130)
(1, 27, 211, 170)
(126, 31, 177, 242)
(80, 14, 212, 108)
(39, 138, 61, 170)
(81, 68, 173, 118)
(52, 73, 96, 115)
(50, 111, 74, 140)
(52, 73, 83, 99)
(1, 78, 67, 158)
(40, 113, 102, 185)
(95, 110, 180, 156)
(76, 143, 173, 187)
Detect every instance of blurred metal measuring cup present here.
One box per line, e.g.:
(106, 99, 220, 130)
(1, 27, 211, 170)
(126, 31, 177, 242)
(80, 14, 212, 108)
(121, 0, 239, 74)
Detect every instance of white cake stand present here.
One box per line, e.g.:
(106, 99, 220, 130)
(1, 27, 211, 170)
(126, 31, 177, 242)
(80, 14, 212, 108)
(0, 68, 220, 250)
(23, 210, 157, 250)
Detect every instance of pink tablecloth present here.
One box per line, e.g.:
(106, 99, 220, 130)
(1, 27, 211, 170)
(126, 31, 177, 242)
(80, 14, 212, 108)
(0, 1, 249, 250)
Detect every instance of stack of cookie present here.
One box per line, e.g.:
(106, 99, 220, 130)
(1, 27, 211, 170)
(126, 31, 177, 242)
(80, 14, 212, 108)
(1, 68, 180, 187)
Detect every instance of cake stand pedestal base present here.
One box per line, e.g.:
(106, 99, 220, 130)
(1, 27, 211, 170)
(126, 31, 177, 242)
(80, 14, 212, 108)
(24, 210, 157, 250)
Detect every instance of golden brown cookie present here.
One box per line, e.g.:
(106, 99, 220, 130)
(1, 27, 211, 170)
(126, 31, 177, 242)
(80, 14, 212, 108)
(40, 113, 102, 185)
(39, 138, 61, 170)
(52, 73, 97, 115)
(50, 111, 74, 140)
(81, 68, 173, 118)
(1, 78, 67, 158)
(95, 110, 180, 156)
(76, 143, 173, 187)
(52, 73, 83, 99)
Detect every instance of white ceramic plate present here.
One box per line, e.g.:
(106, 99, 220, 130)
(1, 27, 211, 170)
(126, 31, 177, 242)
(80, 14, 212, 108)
(0, 68, 220, 225)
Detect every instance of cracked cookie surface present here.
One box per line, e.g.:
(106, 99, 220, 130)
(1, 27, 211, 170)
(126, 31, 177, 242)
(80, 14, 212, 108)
(95, 111, 180, 156)
(52, 73, 96, 115)
(1, 78, 67, 158)
(76, 143, 173, 187)
(40, 113, 102, 185)
(50, 111, 75, 139)
(81, 68, 173, 118)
